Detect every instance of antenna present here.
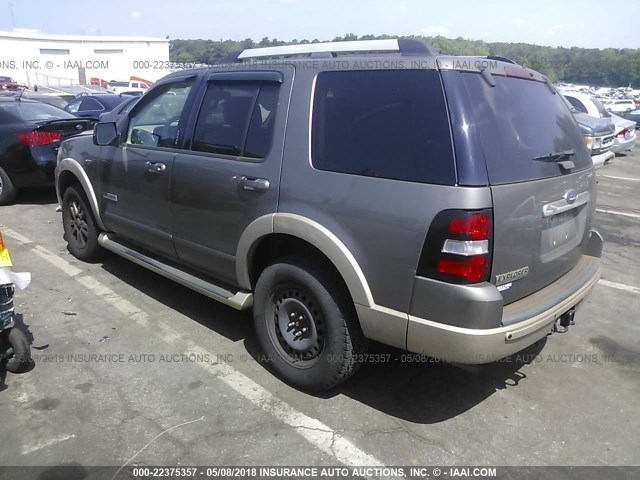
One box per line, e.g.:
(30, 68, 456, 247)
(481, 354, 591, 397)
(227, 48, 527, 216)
(9, 2, 16, 29)
(17, 85, 27, 101)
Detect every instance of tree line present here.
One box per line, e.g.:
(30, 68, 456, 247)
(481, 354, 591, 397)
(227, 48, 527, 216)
(170, 34, 640, 88)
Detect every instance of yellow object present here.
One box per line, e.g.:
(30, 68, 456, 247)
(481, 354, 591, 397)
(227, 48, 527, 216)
(0, 232, 13, 267)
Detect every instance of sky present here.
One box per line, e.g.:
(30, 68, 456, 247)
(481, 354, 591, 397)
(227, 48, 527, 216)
(1, 0, 638, 49)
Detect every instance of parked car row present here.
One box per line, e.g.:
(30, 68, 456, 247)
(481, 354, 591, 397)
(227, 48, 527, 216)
(560, 90, 636, 167)
(0, 90, 139, 204)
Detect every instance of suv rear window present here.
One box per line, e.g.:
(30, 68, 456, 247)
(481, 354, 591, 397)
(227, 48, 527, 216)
(311, 70, 455, 185)
(443, 72, 592, 185)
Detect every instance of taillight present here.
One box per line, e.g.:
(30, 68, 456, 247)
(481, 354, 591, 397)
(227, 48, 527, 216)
(417, 209, 493, 284)
(616, 128, 628, 138)
(448, 213, 491, 240)
(15, 131, 62, 146)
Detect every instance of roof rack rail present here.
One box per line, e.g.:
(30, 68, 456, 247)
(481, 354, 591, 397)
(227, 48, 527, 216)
(229, 38, 438, 62)
(485, 55, 518, 65)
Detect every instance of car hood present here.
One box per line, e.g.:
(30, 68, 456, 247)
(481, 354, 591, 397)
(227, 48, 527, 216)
(573, 111, 615, 135)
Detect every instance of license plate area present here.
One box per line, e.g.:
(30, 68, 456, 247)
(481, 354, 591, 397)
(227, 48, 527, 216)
(541, 206, 586, 262)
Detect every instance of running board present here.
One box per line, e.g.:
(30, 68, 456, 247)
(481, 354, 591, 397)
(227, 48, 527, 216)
(98, 233, 253, 310)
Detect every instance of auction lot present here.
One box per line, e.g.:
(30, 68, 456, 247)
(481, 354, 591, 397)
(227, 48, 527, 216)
(0, 151, 639, 472)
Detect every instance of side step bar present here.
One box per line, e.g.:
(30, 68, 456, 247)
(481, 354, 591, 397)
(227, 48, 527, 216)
(98, 233, 253, 310)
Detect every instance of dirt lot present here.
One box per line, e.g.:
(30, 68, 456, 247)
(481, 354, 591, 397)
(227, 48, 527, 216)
(0, 148, 639, 476)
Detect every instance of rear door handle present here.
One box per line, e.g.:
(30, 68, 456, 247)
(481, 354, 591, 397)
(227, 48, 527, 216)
(240, 176, 269, 192)
(145, 161, 166, 174)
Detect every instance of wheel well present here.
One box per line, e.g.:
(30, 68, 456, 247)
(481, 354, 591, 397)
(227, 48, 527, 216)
(57, 170, 82, 196)
(250, 234, 353, 301)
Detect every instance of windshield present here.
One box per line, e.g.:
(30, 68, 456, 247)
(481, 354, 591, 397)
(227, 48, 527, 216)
(443, 71, 593, 185)
(0, 101, 75, 122)
(0, 76, 16, 82)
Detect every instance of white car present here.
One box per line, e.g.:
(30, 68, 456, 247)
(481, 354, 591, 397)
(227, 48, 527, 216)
(610, 113, 637, 154)
(604, 99, 637, 113)
(109, 80, 150, 95)
(562, 91, 611, 119)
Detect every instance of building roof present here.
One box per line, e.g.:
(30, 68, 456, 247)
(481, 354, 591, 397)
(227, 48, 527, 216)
(0, 30, 169, 44)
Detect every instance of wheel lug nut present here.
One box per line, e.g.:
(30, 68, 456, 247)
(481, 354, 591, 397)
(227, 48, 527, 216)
(288, 322, 295, 327)
(298, 315, 304, 321)
(294, 331, 303, 337)
(290, 312, 296, 318)
(301, 327, 308, 333)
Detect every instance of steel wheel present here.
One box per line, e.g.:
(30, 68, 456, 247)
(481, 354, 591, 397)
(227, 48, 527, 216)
(253, 258, 368, 390)
(268, 285, 324, 368)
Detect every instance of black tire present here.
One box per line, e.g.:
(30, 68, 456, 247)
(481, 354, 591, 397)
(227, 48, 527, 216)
(4, 328, 32, 373)
(62, 185, 103, 262)
(0, 166, 17, 206)
(253, 257, 368, 391)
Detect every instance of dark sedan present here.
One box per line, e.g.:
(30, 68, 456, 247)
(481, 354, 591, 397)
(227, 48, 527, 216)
(64, 93, 129, 119)
(0, 97, 94, 204)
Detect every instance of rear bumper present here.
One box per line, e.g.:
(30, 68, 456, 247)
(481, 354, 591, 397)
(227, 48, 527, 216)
(611, 136, 636, 154)
(357, 231, 603, 364)
(591, 150, 615, 169)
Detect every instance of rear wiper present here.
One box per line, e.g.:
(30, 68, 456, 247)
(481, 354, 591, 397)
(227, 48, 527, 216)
(532, 149, 575, 170)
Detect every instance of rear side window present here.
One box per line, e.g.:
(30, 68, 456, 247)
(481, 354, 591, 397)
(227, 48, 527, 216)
(192, 82, 279, 159)
(443, 72, 593, 185)
(311, 70, 455, 185)
(566, 96, 587, 114)
(79, 97, 104, 111)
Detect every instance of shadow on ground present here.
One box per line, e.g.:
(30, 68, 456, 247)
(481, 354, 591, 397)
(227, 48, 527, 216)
(99, 250, 547, 424)
(14, 188, 58, 206)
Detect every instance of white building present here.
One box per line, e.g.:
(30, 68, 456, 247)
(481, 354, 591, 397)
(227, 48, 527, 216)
(0, 30, 171, 89)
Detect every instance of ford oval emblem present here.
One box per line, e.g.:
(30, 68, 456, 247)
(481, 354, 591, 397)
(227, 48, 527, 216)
(565, 190, 577, 204)
(75, 124, 83, 131)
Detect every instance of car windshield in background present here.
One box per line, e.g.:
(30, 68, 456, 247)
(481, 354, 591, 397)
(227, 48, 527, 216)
(0, 101, 76, 122)
(443, 72, 592, 185)
(0, 76, 16, 82)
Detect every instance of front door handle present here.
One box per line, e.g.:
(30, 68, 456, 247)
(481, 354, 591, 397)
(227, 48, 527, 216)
(240, 176, 269, 192)
(145, 161, 166, 174)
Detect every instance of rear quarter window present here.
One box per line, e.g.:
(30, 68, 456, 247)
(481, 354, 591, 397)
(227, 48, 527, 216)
(311, 69, 456, 185)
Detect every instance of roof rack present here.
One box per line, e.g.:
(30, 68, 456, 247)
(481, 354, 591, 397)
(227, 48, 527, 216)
(485, 55, 518, 65)
(229, 38, 438, 62)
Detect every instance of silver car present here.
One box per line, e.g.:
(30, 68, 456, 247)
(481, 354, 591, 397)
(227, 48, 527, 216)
(610, 113, 637, 154)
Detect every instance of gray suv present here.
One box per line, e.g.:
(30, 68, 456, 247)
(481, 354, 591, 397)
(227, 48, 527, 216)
(55, 39, 603, 390)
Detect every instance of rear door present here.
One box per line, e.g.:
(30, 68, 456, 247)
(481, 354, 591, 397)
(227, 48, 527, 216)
(442, 69, 596, 305)
(170, 69, 292, 285)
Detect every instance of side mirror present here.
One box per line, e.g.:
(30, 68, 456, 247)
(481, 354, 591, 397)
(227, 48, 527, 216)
(93, 122, 119, 146)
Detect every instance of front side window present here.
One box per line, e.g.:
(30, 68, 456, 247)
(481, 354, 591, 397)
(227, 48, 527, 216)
(126, 79, 194, 148)
(311, 69, 456, 185)
(191, 82, 279, 158)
